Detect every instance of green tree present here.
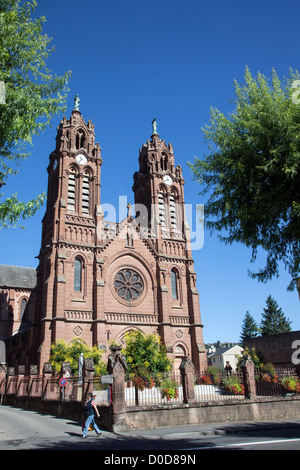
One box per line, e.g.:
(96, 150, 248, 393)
(188, 67, 300, 291)
(49, 338, 107, 376)
(240, 311, 260, 343)
(122, 330, 173, 375)
(260, 295, 292, 336)
(0, 0, 70, 228)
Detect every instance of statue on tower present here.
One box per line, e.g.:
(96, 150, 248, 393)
(74, 94, 80, 111)
(152, 117, 158, 135)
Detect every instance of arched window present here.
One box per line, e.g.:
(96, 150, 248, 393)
(158, 189, 166, 228)
(20, 298, 27, 320)
(74, 258, 82, 292)
(169, 193, 177, 230)
(67, 168, 76, 212)
(76, 130, 86, 150)
(171, 269, 179, 300)
(82, 171, 90, 214)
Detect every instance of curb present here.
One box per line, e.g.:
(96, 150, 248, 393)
(116, 420, 300, 440)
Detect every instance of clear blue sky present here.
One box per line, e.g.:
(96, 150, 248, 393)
(1, 0, 300, 343)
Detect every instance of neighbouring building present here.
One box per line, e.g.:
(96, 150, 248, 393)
(1, 101, 207, 374)
(207, 344, 244, 371)
(245, 331, 300, 368)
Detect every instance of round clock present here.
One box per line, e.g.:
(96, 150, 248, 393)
(163, 175, 172, 185)
(76, 154, 87, 165)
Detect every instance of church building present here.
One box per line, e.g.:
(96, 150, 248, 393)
(0, 100, 207, 374)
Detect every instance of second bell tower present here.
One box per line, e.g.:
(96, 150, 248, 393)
(34, 97, 103, 368)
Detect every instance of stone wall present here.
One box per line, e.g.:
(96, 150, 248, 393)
(125, 397, 300, 430)
(245, 330, 300, 367)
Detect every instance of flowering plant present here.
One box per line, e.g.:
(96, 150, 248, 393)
(159, 378, 179, 401)
(259, 363, 278, 383)
(281, 376, 300, 393)
(132, 376, 155, 391)
(222, 376, 245, 395)
(261, 372, 278, 384)
(200, 374, 212, 385)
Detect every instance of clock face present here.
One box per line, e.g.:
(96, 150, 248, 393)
(163, 175, 172, 185)
(76, 153, 87, 165)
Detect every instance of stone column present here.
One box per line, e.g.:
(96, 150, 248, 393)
(42, 362, 53, 400)
(180, 356, 195, 404)
(0, 364, 7, 397)
(6, 367, 16, 394)
(16, 365, 26, 397)
(82, 358, 95, 400)
(240, 355, 256, 399)
(60, 362, 72, 400)
(108, 346, 128, 432)
(28, 365, 39, 397)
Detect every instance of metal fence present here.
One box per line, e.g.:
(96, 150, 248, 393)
(255, 367, 300, 397)
(193, 370, 245, 402)
(125, 372, 182, 406)
(125, 370, 246, 406)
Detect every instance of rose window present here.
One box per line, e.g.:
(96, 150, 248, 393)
(114, 269, 144, 301)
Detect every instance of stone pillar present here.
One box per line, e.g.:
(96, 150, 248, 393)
(180, 356, 195, 404)
(60, 362, 72, 400)
(28, 365, 39, 397)
(240, 356, 256, 399)
(16, 365, 26, 397)
(42, 362, 53, 400)
(108, 346, 128, 432)
(0, 364, 7, 397)
(82, 358, 95, 400)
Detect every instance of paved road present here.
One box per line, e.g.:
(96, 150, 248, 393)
(1, 405, 300, 453)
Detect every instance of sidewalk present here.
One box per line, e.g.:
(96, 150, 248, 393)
(117, 418, 300, 440)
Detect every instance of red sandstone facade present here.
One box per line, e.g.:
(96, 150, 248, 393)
(2, 106, 207, 373)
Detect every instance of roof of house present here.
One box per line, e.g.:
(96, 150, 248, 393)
(0, 264, 36, 289)
(207, 345, 243, 358)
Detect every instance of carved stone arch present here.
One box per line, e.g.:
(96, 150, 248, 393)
(167, 263, 180, 276)
(19, 295, 29, 321)
(68, 162, 80, 174)
(158, 183, 167, 194)
(104, 249, 157, 285)
(160, 151, 169, 171)
(75, 127, 87, 150)
(170, 186, 179, 198)
(71, 251, 88, 265)
(174, 341, 189, 370)
(115, 326, 143, 347)
(169, 264, 182, 303)
(83, 165, 94, 177)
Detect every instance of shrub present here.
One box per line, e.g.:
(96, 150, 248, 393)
(281, 376, 300, 392)
(222, 375, 245, 395)
(200, 374, 212, 385)
(159, 378, 179, 401)
(49, 338, 107, 376)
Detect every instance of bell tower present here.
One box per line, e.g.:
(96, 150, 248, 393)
(132, 119, 207, 372)
(133, 118, 186, 238)
(33, 96, 103, 369)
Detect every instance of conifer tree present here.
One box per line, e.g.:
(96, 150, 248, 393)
(240, 311, 259, 343)
(260, 295, 292, 336)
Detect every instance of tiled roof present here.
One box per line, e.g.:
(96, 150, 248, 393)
(0, 264, 36, 289)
